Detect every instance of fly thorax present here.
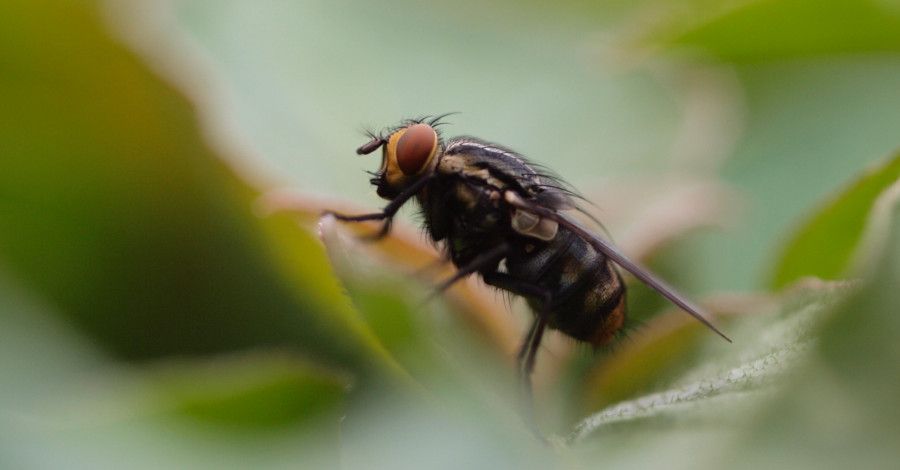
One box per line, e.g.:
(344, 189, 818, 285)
(454, 184, 480, 209)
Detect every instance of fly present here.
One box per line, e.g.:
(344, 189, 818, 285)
(325, 115, 731, 406)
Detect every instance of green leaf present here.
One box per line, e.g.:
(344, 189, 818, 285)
(316, 216, 515, 395)
(569, 203, 900, 463)
(770, 152, 900, 289)
(728, 174, 900, 469)
(627, 0, 900, 62)
(154, 354, 347, 430)
(0, 0, 395, 375)
(2, 358, 347, 469)
(0, 276, 347, 467)
(813, 195, 900, 422)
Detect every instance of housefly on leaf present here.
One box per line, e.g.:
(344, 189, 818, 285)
(325, 115, 731, 409)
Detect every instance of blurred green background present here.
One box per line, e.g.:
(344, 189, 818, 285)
(2, 0, 899, 468)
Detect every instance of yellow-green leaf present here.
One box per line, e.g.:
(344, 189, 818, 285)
(770, 152, 900, 289)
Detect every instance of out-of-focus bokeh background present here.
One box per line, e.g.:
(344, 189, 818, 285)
(2, 0, 899, 468)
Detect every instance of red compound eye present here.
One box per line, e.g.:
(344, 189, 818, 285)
(396, 123, 437, 175)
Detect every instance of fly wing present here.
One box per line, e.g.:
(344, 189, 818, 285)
(504, 194, 732, 343)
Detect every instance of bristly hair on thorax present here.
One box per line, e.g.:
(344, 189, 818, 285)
(362, 112, 458, 144)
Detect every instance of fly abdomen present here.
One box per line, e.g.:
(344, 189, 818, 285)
(507, 226, 626, 346)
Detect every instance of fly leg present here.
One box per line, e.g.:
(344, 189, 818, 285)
(481, 271, 551, 434)
(517, 315, 547, 404)
(418, 243, 510, 310)
(324, 175, 432, 240)
(428, 243, 510, 297)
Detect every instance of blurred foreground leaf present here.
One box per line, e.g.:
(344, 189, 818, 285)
(0, 275, 345, 468)
(155, 354, 347, 429)
(770, 151, 900, 289)
(260, 192, 522, 358)
(0, 0, 396, 375)
(316, 216, 528, 414)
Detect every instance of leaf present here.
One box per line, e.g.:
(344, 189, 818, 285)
(260, 192, 522, 358)
(623, 0, 900, 62)
(165, 0, 691, 198)
(571, 156, 900, 463)
(581, 312, 710, 412)
(315, 215, 520, 399)
(0, 277, 347, 467)
(727, 174, 900, 469)
(0, 0, 395, 375)
(571, 281, 852, 443)
(2, 356, 348, 469)
(770, 151, 900, 289)
(153, 353, 347, 430)
(812, 194, 900, 420)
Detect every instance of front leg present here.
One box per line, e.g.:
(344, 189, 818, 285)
(326, 211, 388, 223)
(324, 175, 433, 240)
(323, 210, 394, 241)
